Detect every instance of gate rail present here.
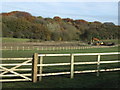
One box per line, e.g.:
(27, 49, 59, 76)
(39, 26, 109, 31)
(0, 58, 32, 82)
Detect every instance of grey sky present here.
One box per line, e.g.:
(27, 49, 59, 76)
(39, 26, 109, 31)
(1, 2, 118, 25)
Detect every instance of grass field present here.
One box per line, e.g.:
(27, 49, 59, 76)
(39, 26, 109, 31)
(2, 38, 119, 48)
(2, 46, 119, 58)
(1, 46, 120, 88)
(2, 37, 119, 43)
(102, 39, 119, 44)
(2, 37, 30, 43)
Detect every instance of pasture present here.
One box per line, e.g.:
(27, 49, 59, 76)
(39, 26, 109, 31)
(1, 46, 120, 88)
(2, 38, 119, 49)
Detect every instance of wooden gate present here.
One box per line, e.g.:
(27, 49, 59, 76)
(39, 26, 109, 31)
(0, 58, 32, 82)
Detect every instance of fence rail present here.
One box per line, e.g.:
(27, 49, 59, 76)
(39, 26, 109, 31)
(37, 60, 120, 67)
(37, 68, 120, 77)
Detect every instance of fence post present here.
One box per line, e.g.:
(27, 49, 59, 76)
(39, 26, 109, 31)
(17, 46, 19, 51)
(70, 54, 74, 79)
(39, 56, 43, 81)
(32, 53, 38, 83)
(11, 46, 12, 50)
(37, 47, 39, 50)
(63, 47, 64, 50)
(41, 47, 43, 51)
(4, 46, 6, 50)
(23, 46, 24, 51)
(97, 54, 101, 76)
(28, 47, 29, 50)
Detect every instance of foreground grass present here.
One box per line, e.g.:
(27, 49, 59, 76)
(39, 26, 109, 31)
(2, 71, 120, 88)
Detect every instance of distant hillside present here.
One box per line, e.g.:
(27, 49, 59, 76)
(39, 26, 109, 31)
(1, 11, 120, 41)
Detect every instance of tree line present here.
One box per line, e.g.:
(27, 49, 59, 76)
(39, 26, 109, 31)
(1, 11, 120, 41)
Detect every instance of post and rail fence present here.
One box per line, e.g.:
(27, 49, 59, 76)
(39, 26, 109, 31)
(0, 52, 120, 82)
(1, 45, 117, 51)
(32, 52, 120, 83)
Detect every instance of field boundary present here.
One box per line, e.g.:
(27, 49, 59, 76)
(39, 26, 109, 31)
(1, 45, 118, 51)
(0, 52, 120, 82)
(32, 52, 120, 82)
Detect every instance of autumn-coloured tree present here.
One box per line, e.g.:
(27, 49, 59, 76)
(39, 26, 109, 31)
(1, 11, 120, 41)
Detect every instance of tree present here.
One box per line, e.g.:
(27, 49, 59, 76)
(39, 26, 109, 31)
(1, 11, 120, 41)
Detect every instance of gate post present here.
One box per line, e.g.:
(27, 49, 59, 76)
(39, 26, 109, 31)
(32, 53, 38, 83)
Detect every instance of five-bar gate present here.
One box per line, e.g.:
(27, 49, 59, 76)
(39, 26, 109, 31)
(0, 58, 32, 82)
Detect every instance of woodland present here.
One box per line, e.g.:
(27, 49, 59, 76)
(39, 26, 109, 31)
(1, 11, 120, 41)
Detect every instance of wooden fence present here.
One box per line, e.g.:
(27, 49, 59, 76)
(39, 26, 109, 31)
(0, 52, 120, 82)
(32, 52, 120, 82)
(1, 45, 117, 51)
(0, 58, 32, 82)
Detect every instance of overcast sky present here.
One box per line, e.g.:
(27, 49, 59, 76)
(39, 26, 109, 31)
(1, 0, 119, 25)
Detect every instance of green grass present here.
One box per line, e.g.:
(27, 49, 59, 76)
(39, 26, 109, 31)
(2, 37, 30, 43)
(2, 37, 119, 45)
(102, 39, 119, 44)
(2, 46, 119, 58)
(2, 72, 120, 88)
(1, 47, 120, 88)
